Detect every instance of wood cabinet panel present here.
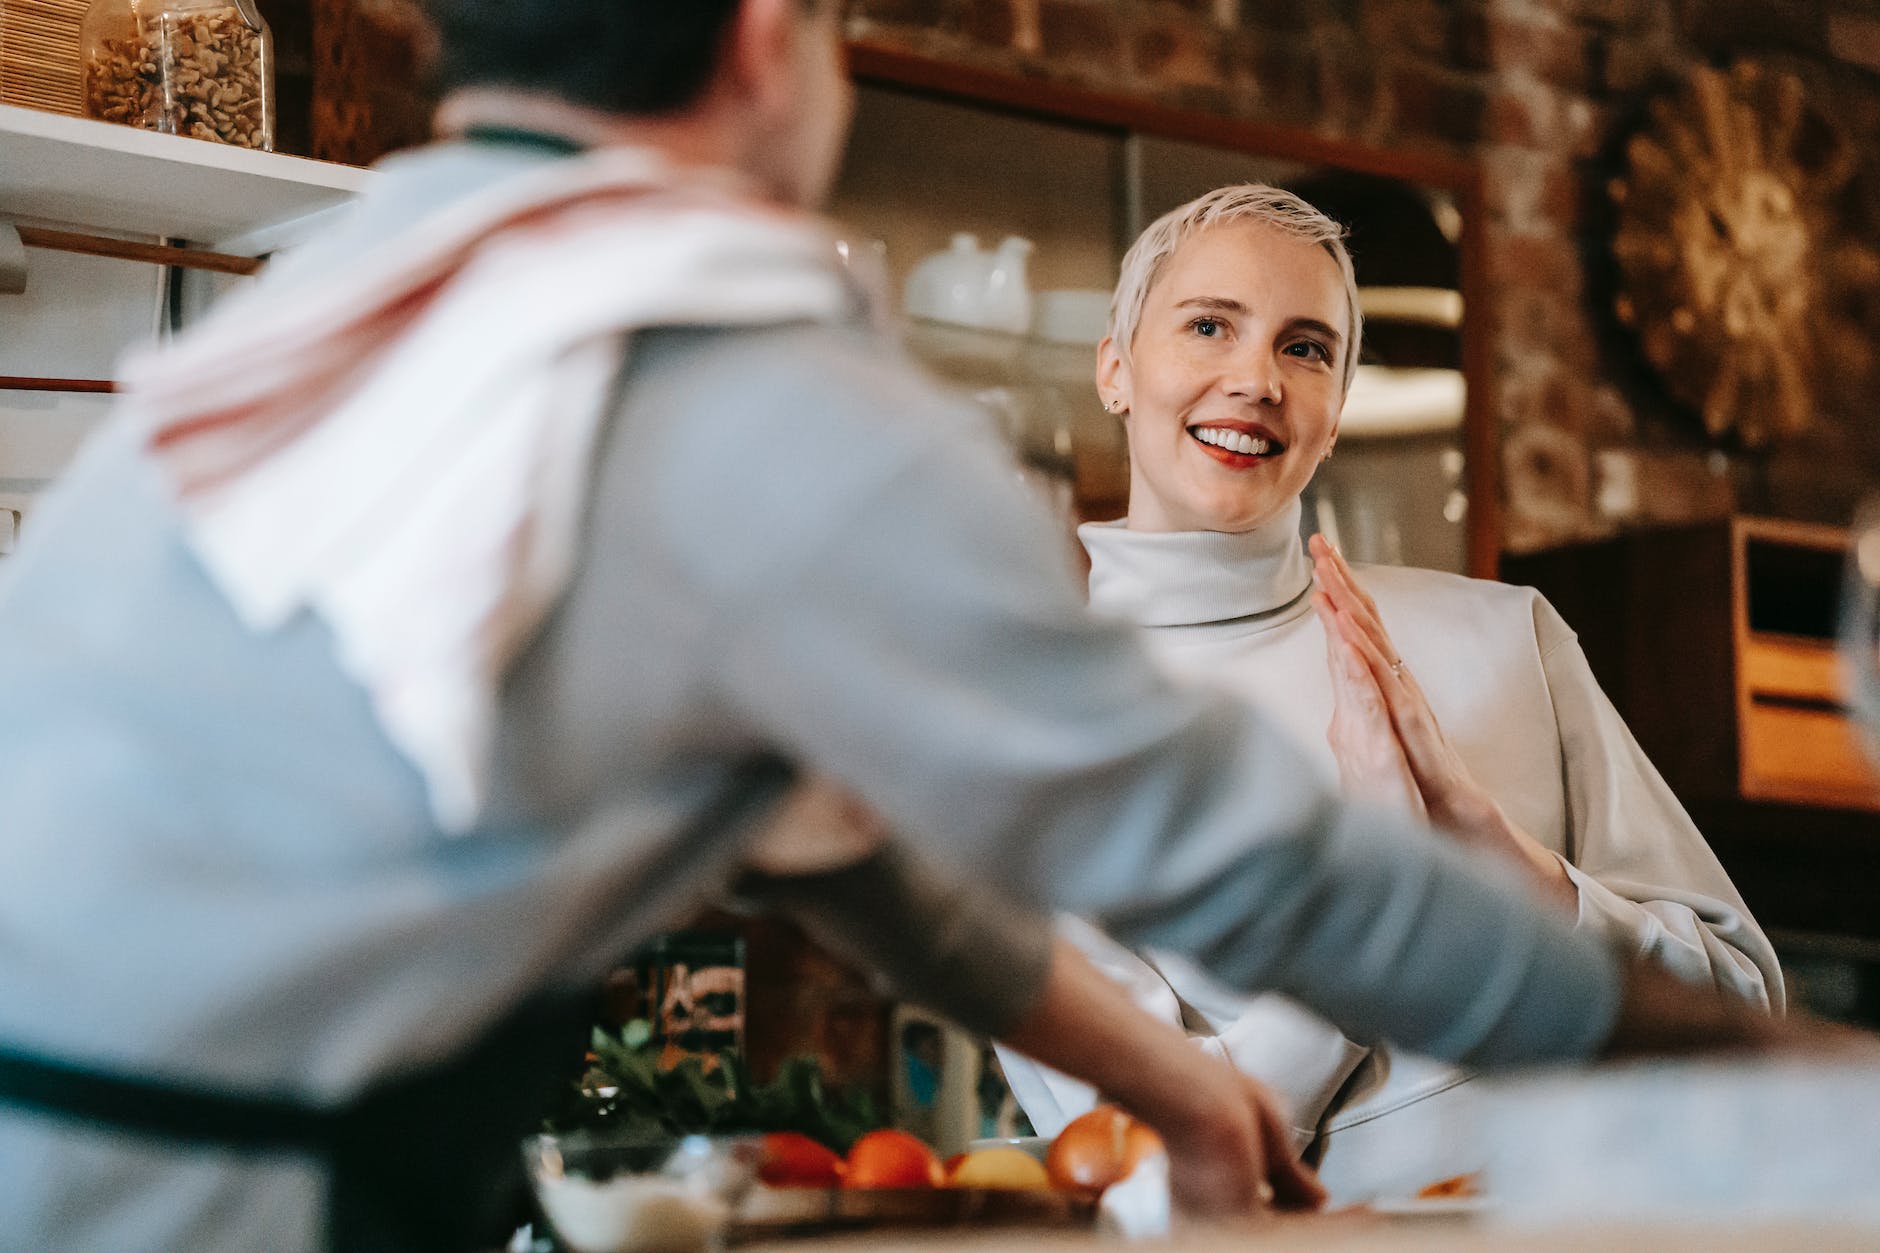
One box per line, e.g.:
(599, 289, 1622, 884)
(1741, 634, 1845, 704)
(1505, 517, 1880, 939)
(1741, 699, 1880, 810)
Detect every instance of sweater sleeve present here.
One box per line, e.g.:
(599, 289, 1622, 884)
(990, 916, 1188, 1137)
(1534, 598, 1784, 1011)
(651, 328, 1626, 1070)
(1144, 948, 1372, 1148)
(994, 921, 1369, 1149)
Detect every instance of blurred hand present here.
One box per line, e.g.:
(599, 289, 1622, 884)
(1136, 1060, 1328, 1216)
(1605, 955, 1878, 1059)
(1000, 938, 1326, 1218)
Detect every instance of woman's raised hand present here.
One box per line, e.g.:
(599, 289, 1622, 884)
(1312, 587, 1425, 820)
(1309, 535, 1489, 832)
(1308, 535, 1577, 909)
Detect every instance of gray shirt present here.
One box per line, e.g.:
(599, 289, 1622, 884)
(0, 144, 1620, 1249)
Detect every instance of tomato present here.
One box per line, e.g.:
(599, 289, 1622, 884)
(1044, 1106, 1165, 1195)
(842, 1129, 944, 1189)
(758, 1131, 844, 1187)
(945, 1147, 1052, 1191)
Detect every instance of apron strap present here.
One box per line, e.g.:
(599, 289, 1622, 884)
(0, 750, 799, 1251)
(0, 993, 592, 1251)
(325, 988, 601, 1253)
(0, 1047, 335, 1153)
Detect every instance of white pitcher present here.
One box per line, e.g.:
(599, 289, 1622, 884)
(904, 232, 1035, 334)
(980, 235, 1035, 335)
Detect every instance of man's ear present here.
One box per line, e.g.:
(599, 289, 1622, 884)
(1096, 335, 1131, 415)
(722, 0, 800, 113)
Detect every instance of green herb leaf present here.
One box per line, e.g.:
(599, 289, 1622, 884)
(552, 1018, 885, 1152)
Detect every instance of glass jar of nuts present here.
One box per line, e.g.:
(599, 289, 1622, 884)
(81, 0, 274, 149)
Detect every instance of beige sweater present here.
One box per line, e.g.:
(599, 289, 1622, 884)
(1000, 500, 1780, 1201)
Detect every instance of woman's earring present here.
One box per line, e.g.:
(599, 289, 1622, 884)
(1321, 445, 1335, 462)
(1106, 400, 1125, 414)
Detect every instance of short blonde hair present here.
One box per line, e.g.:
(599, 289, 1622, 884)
(1108, 184, 1363, 394)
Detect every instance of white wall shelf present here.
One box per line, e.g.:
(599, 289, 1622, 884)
(0, 105, 368, 253)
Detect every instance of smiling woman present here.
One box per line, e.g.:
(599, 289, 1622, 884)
(1100, 244, 1340, 527)
(998, 182, 1783, 1205)
(1096, 189, 1358, 536)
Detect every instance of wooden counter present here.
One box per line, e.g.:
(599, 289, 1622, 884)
(740, 1213, 1877, 1251)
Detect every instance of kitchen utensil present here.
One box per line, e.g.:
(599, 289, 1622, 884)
(905, 232, 984, 327)
(980, 235, 1034, 335)
(904, 233, 1035, 334)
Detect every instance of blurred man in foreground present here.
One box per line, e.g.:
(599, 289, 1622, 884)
(0, 2, 1812, 1248)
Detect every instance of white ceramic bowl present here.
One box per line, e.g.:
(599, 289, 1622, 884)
(522, 1131, 762, 1253)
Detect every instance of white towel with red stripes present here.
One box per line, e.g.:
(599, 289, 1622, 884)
(115, 145, 863, 831)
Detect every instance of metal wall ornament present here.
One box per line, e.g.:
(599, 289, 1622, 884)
(1608, 60, 1880, 450)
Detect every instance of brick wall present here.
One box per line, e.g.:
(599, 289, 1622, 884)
(846, 0, 1880, 552)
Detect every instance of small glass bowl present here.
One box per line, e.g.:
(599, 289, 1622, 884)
(521, 1130, 762, 1253)
(967, 1135, 1050, 1163)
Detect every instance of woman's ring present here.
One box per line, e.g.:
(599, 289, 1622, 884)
(1389, 658, 1405, 676)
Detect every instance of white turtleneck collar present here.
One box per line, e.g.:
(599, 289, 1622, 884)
(1079, 499, 1315, 629)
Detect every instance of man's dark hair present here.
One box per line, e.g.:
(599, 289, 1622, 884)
(425, 0, 748, 115)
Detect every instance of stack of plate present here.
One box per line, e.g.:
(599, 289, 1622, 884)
(0, 0, 89, 117)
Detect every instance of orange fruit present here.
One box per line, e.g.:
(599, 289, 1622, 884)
(945, 1147, 1052, 1191)
(842, 1129, 944, 1189)
(1045, 1106, 1165, 1195)
(758, 1131, 844, 1188)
